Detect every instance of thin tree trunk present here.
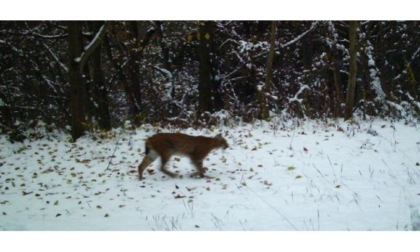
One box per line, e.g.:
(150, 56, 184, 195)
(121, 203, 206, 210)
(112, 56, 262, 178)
(127, 22, 144, 120)
(344, 21, 359, 121)
(103, 34, 139, 117)
(91, 21, 111, 130)
(260, 21, 276, 120)
(332, 54, 343, 117)
(198, 21, 213, 118)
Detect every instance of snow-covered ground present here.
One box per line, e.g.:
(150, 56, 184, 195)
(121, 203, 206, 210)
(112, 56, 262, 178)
(1, 119, 419, 231)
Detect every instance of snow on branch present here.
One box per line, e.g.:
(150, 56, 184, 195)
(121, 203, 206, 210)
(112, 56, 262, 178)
(152, 66, 174, 101)
(22, 22, 67, 40)
(364, 40, 386, 100)
(249, 21, 320, 60)
(0, 39, 24, 56)
(42, 42, 68, 72)
(151, 65, 173, 79)
(393, 46, 420, 82)
(75, 22, 109, 70)
(406, 92, 420, 110)
(288, 85, 310, 103)
(29, 31, 67, 39)
(280, 21, 320, 49)
(409, 46, 420, 64)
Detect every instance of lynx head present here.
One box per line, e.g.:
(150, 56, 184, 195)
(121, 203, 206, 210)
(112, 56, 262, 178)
(215, 134, 229, 149)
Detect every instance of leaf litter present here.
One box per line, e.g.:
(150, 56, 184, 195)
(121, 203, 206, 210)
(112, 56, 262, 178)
(0, 120, 419, 230)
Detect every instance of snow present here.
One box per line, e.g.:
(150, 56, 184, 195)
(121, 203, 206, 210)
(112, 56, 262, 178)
(1, 119, 419, 231)
(238, 40, 269, 53)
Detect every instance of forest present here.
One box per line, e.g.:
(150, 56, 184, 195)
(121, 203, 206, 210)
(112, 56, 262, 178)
(1, 20, 420, 233)
(1, 21, 419, 141)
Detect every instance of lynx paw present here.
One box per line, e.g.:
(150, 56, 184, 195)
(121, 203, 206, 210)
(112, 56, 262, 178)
(190, 172, 213, 179)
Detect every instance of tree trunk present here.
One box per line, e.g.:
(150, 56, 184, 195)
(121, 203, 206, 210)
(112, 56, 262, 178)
(260, 21, 276, 120)
(0, 92, 12, 131)
(127, 25, 143, 122)
(344, 21, 359, 121)
(332, 53, 344, 117)
(198, 21, 213, 118)
(68, 21, 86, 141)
(91, 21, 111, 130)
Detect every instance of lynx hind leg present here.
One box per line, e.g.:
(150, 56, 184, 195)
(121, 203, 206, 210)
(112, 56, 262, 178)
(138, 149, 158, 180)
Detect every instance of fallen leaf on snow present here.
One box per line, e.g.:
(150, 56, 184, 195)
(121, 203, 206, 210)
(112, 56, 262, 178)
(76, 159, 91, 164)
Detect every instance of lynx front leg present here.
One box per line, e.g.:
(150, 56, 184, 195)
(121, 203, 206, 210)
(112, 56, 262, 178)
(191, 160, 205, 178)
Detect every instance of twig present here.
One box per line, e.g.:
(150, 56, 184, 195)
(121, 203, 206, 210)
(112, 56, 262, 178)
(289, 127, 296, 151)
(327, 155, 337, 181)
(105, 136, 121, 171)
(317, 209, 320, 231)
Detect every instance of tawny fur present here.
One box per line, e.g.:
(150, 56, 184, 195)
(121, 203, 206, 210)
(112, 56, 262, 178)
(137, 133, 228, 180)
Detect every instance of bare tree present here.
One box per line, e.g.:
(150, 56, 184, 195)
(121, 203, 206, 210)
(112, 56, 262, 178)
(67, 21, 108, 141)
(198, 21, 213, 119)
(90, 21, 111, 130)
(259, 21, 276, 120)
(345, 21, 359, 120)
(68, 21, 86, 141)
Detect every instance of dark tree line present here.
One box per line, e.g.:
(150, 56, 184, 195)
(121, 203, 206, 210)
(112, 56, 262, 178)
(1, 21, 419, 141)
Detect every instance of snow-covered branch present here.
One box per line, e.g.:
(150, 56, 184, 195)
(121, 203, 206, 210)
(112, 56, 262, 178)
(29, 31, 67, 39)
(0, 39, 24, 56)
(280, 21, 320, 49)
(250, 21, 320, 59)
(151, 65, 173, 79)
(75, 22, 109, 70)
(364, 40, 386, 100)
(288, 85, 310, 103)
(409, 46, 420, 64)
(393, 46, 420, 82)
(21, 22, 67, 40)
(42, 42, 68, 73)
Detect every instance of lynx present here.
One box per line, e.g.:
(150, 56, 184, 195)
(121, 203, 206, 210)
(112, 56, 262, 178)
(137, 133, 229, 180)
